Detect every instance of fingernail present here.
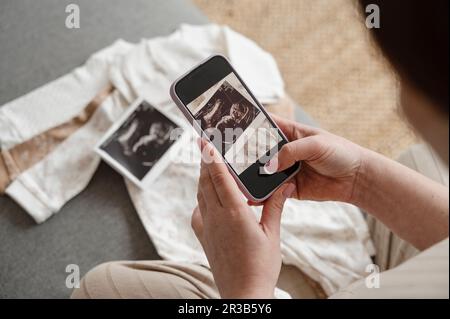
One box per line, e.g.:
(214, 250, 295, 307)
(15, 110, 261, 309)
(282, 183, 296, 198)
(263, 157, 278, 175)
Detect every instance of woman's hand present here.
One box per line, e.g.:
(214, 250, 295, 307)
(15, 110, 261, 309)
(193, 138, 296, 299)
(262, 114, 448, 250)
(262, 114, 366, 204)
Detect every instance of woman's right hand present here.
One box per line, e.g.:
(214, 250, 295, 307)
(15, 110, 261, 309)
(262, 114, 449, 251)
(262, 114, 367, 204)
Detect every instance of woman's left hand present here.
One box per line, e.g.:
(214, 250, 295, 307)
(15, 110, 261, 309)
(192, 138, 296, 298)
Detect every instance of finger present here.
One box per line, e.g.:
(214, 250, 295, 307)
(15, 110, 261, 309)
(260, 182, 296, 236)
(196, 188, 208, 217)
(263, 135, 324, 173)
(199, 138, 243, 207)
(270, 113, 319, 141)
(247, 200, 264, 207)
(199, 157, 221, 208)
(191, 206, 204, 239)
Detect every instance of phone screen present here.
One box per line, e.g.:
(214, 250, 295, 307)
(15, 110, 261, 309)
(174, 56, 299, 200)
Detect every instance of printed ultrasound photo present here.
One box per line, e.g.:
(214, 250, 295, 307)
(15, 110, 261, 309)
(194, 80, 260, 154)
(100, 101, 178, 180)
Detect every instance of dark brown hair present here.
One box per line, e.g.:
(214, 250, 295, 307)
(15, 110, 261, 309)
(359, 0, 449, 114)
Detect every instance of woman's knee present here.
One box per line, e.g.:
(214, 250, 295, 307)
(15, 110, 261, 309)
(71, 260, 217, 299)
(71, 261, 125, 299)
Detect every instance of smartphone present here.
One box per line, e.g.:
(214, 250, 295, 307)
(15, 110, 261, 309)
(170, 55, 300, 202)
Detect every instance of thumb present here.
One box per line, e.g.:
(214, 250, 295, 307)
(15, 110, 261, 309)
(263, 136, 320, 173)
(260, 183, 296, 235)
